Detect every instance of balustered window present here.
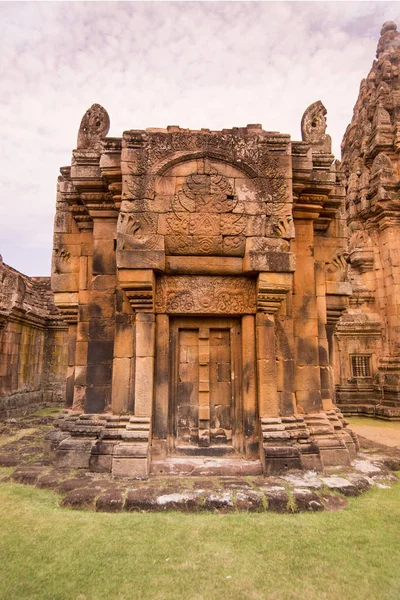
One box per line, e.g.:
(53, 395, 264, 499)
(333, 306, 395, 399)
(351, 355, 371, 378)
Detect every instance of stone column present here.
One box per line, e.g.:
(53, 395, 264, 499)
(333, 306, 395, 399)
(241, 314, 258, 455)
(72, 225, 93, 411)
(111, 289, 135, 415)
(292, 218, 323, 414)
(134, 312, 156, 417)
(255, 272, 303, 472)
(376, 224, 400, 410)
(112, 269, 156, 477)
(66, 324, 77, 408)
(315, 262, 334, 411)
(292, 214, 352, 466)
(256, 312, 279, 418)
(152, 313, 169, 455)
(256, 272, 293, 417)
(84, 217, 117, 414)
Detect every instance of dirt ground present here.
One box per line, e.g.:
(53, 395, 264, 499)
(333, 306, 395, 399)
(347, 418, 400, 448)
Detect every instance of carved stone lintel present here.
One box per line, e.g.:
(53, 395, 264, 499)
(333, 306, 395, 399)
(155, 275, 256, 314)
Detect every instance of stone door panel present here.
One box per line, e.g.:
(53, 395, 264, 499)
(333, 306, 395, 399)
(209, 329, 232, 444)
(177, 329, 199, 444)
(170, 318, 241, 450)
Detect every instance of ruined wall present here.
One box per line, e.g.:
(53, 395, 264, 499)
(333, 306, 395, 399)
(0, 257, 67, 418)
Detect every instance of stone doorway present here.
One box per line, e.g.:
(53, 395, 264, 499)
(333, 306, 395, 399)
(169, 317, 242, 454)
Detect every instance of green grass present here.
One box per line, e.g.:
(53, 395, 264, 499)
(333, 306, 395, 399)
(30, 406, 62, 417)
(347, 416, 400, 429)
(0, 466, 14, 479)
(1, 482, 400, 600)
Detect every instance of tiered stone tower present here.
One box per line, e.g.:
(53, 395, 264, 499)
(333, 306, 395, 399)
(336, 22, 400, 419)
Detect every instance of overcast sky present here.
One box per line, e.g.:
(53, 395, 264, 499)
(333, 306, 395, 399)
(1, 1, 400, 276)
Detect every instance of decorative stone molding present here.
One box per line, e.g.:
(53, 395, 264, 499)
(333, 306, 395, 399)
(335, 309, 382, 337)
(256, 273, 292, 314)
(118, 270, 155, 312)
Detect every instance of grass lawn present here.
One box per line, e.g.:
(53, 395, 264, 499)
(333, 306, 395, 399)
(0, 481, 399, 600)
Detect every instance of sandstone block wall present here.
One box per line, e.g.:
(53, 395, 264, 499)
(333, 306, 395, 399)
(0, 257, 67, 418)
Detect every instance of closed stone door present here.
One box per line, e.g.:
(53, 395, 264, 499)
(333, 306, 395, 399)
(170, 318, 241, 449)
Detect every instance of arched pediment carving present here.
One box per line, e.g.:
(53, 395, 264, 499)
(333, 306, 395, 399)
(372, 104, 391, 129)
(371, 152, 394, 177)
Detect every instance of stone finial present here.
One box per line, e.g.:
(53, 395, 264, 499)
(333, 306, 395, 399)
(376, 21, 400, 58)
(301, 101, 331, 151)
(77, 104, 110, 150)
(381, 21, 397, 36)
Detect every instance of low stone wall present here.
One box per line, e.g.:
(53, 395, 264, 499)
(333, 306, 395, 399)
(0, 256, 67, 418)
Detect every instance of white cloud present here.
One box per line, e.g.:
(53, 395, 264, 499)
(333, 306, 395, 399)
(1, 1, 400, 274)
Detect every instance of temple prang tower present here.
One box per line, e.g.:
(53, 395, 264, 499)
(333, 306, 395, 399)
(46, 92, 359, 477)
(336, 21, 400, 419)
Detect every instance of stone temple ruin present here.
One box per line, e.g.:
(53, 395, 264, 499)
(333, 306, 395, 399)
(2, 22, 400, 477)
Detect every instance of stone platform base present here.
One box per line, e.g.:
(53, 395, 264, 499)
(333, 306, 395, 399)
(8, 452, 399, 513)
(338, 403, 400, 420)
(260, 410, 358, 474)
(44, 408, 358, 478)
(3, 405, 399, 514)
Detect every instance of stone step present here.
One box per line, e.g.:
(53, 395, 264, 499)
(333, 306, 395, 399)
(150, 457, 263, 477)
(174, 444, 236, 457)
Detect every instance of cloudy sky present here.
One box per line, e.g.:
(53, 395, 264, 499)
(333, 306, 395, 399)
(1, 1, 400, 276)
